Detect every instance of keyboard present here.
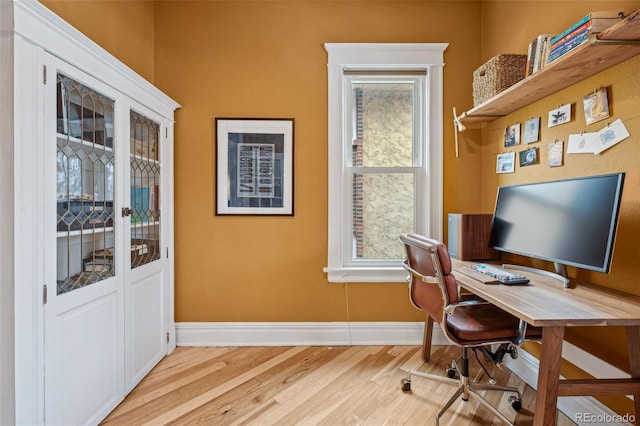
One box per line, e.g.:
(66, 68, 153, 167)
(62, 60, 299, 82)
(470, 263, 530, 285)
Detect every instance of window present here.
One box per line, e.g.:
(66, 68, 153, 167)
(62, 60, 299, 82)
(324, 43, 447, 283)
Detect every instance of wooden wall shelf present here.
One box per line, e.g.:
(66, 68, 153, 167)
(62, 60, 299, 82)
(457, 10, 640, 124)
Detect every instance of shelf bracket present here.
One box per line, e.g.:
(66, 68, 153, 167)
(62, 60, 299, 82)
(453, 107, 467, 158)
(589, 33, 640, 46)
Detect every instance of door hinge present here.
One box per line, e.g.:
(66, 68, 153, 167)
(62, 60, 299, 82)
(43, 65, 47, 84)
(166, 247, 169, 259)
(165, 127, 168, 138)
(43, 285, 47, 304)
(166, 332, 170, 344)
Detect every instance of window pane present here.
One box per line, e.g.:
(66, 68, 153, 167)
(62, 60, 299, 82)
(130, 110, 161, 269)
(56, 74, 116, 294)
(353, 173, 414, 260)
(352, 82, 414, 167)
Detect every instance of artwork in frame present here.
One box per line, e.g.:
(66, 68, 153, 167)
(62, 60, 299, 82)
(504, 123, 520, 147)
(518, 146, 538, 167)
(548, 103, 571, 127)
(583, 87, 610, 125)
(547, 140, 564, 167)
(215, 118, 294, 215)
(523, 117, 540, 144)
(496, 152, 515, 174)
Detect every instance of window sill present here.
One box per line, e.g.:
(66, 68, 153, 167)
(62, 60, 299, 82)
(323, 266, 408, 283)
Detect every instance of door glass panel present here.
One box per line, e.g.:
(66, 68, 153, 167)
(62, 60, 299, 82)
(130, 110, 160, 268)
(56, 74, 115, 295)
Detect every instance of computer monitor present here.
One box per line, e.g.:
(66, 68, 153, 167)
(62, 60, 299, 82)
(488, 173, 625, 279)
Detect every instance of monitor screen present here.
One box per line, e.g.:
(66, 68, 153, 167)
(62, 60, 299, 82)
(488, 173, 625, 273)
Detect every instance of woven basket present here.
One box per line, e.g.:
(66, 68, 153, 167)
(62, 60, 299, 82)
(473, 54, 527, 106)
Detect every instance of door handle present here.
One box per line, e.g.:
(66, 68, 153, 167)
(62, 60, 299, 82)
(122, 207, 132, 217)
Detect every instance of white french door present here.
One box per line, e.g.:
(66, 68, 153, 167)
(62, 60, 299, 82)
(44, 56, 125, 426)
(43, 55, 170, 424)
(123, 102, 169, 393)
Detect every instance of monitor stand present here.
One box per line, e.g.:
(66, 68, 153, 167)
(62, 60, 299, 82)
(502, 263, 571, 288)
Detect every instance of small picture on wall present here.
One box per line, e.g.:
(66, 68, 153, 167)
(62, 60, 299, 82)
(547, 141, 564, 167)
(519, 147, 538, 167)
(583, 87, 610, 125)
(548, 104, 571, 127)
(504, 123, 520, 147)
(215, 118, 294, 215)
(523, 117, 540, 144)
(496, 152, 515, 173)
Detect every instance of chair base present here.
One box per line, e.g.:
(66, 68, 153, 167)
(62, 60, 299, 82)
(401, 354, 522, 425)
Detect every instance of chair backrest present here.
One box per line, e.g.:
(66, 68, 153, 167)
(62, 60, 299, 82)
(400, 233, 459, 323)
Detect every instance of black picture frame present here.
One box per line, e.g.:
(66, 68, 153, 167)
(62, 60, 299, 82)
(215, 118, 294, 215)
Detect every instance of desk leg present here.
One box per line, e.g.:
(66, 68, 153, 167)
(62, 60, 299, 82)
(626, 325, 640, 425)
(534, 326, 565, 426)
(422, 315, 434, 362)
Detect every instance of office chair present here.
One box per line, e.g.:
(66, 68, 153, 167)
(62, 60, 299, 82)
(399, 233, 542, 426)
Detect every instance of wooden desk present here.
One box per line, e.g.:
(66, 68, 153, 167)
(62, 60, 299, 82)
(451, 259, 640, 426)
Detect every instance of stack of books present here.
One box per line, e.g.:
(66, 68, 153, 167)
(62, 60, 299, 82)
(526, 34, 555, 76)
(546, 10, 623, 64)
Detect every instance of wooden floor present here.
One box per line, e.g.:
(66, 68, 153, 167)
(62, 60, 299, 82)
(102, 345, 576, 425)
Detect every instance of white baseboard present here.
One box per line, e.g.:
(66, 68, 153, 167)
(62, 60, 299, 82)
(175, 321, 634, 425)
(176, 321, 449, 347)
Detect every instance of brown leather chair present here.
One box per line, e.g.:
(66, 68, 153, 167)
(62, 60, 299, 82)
(399, 233, 542, 425)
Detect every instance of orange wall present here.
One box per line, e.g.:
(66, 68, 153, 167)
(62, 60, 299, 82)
(40, 0, 156, 83)
(152, 1, 483, 323)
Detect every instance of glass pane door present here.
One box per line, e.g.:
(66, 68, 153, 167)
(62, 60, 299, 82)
(56, 74, 115, 294)
(129, 111, 160, 268)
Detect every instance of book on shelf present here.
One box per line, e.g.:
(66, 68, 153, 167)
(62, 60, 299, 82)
(526, 34, 556, 75)
(545, 10, 622, 65)
(532, 34, 555, 73)
(548, 21, 591, 51)
(539, 37, 553, 68)
(589, 11, 624, 33)
(547, 31, 590, 63)
(549, 10, 623, 46)
(549, 14, 589, 46)
(525, 42, 534, 77)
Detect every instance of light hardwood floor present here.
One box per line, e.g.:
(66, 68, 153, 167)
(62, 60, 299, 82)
(102, 345, 576, 425)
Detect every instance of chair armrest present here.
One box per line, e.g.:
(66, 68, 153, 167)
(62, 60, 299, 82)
(459, 287, 483, 301)
(402, 259, 439, 284)
(444, 299, 491, 315)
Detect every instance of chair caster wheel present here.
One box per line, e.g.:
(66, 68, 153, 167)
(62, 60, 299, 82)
(401, 378, 412, 392)
(508, 395, 522, 411)
(445, 367, 456, 379)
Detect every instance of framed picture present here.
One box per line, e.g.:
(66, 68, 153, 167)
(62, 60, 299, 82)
(519, 147, 538, 167)
(504, 123, 520, 147)
(548, 103, 571, 127)
(523, 117, 540, 144)
(496, 152, 515, 174)
(583, 87, 610, 125)
(215, 118, 294, 215)
(547, 141, 564, 167)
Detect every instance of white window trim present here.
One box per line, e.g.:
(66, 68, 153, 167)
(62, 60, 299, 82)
(323, 43, 448, 283)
